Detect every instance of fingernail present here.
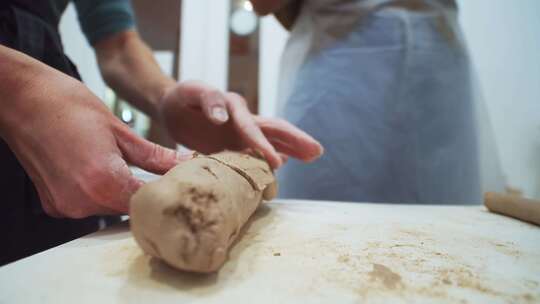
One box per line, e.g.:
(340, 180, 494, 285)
(211, 106, 229, 122)
(177, 150, 195, 161)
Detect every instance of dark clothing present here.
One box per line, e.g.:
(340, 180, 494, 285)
(0, 3, 81, 75)
(0, 1, 124, 266)
(3, 0, 135, 45)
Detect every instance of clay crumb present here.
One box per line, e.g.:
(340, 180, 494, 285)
(273, 252, 281, 256)
(368, 263, 403, 289)
(523, 294, 534, 301)
(338, 254, 350, 263)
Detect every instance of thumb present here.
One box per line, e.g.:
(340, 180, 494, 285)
(175, 81, 230, 125)
(114, 124, 193, 174)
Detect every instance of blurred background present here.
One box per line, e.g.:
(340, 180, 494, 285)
(59, 0, 540, 199)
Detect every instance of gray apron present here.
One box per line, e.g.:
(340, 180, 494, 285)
(277, 0, 482, 204)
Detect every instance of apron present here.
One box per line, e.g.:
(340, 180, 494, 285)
(276, 0, 500, 204)
(0, 0, 107, 265)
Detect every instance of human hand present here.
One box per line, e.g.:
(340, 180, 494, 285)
(1, 70, 191, 218)
(158, 81, 323, 169)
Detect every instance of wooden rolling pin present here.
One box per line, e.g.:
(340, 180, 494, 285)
(484, 192, 540, 226)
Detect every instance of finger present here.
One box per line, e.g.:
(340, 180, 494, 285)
(200, 90, 229, 124)
(169, 81, 230, 124)
(114, 124, 193, 174)
(269, 137, 321, 163)
(174, 81, 215, 108)
(255, 116, 324, 162)
(269, 138, 308, 161)
(226, 93, 282, 169)
(163, 81, 206, 111)
(279, 152, 289, 164)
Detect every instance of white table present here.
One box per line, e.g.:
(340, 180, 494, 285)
(0, 200, 539, 304)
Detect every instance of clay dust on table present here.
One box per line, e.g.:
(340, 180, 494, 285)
(368, 263, 403, 289)
(297, 226, 539, 303)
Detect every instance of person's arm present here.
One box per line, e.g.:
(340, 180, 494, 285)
(93, 31, 281, 167)
(94, 30, 323, 169)
(251, 0, 302, 30)
(250, 0, 289, 15)
(274, 1, 303, 30)
(94, 30, 173, 120)
(0, 45, 188, 218)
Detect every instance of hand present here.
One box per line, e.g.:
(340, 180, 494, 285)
(1, 69, 191, 218)
(158, 81, 323, 169)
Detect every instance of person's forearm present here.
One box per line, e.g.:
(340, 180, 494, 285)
(0, 45, 69, 137)
(250, 0, 289, 15)
(95, 30, 176, 120)
(250, 0, 300, 30)
(274, 0, 303, 30)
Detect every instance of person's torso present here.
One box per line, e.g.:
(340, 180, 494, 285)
(1, 0, 70, 27)
(276, 0, 462, 115)
(301, 0, 457, 40)
(303, 0, 456, 11)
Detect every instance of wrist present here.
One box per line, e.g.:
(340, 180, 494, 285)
(0, 48, 49, 138)
(154, 78, 177, 122)
(1, 69, 78, 143)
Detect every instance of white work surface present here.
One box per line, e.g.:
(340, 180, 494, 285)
(0, 200, 539, 304)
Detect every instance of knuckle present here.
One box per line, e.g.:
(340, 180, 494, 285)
(206, 89, 226, 105)
(148, 143, 163, 162)
(208, 89, 222, 99)
(181, 79, 203, 87)
(204, 90, 226, 107)
(147, 144, 175, 170)
(227, 92, 247, 106)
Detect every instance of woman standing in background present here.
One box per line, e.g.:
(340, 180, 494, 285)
(252, 0, 482, 204)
